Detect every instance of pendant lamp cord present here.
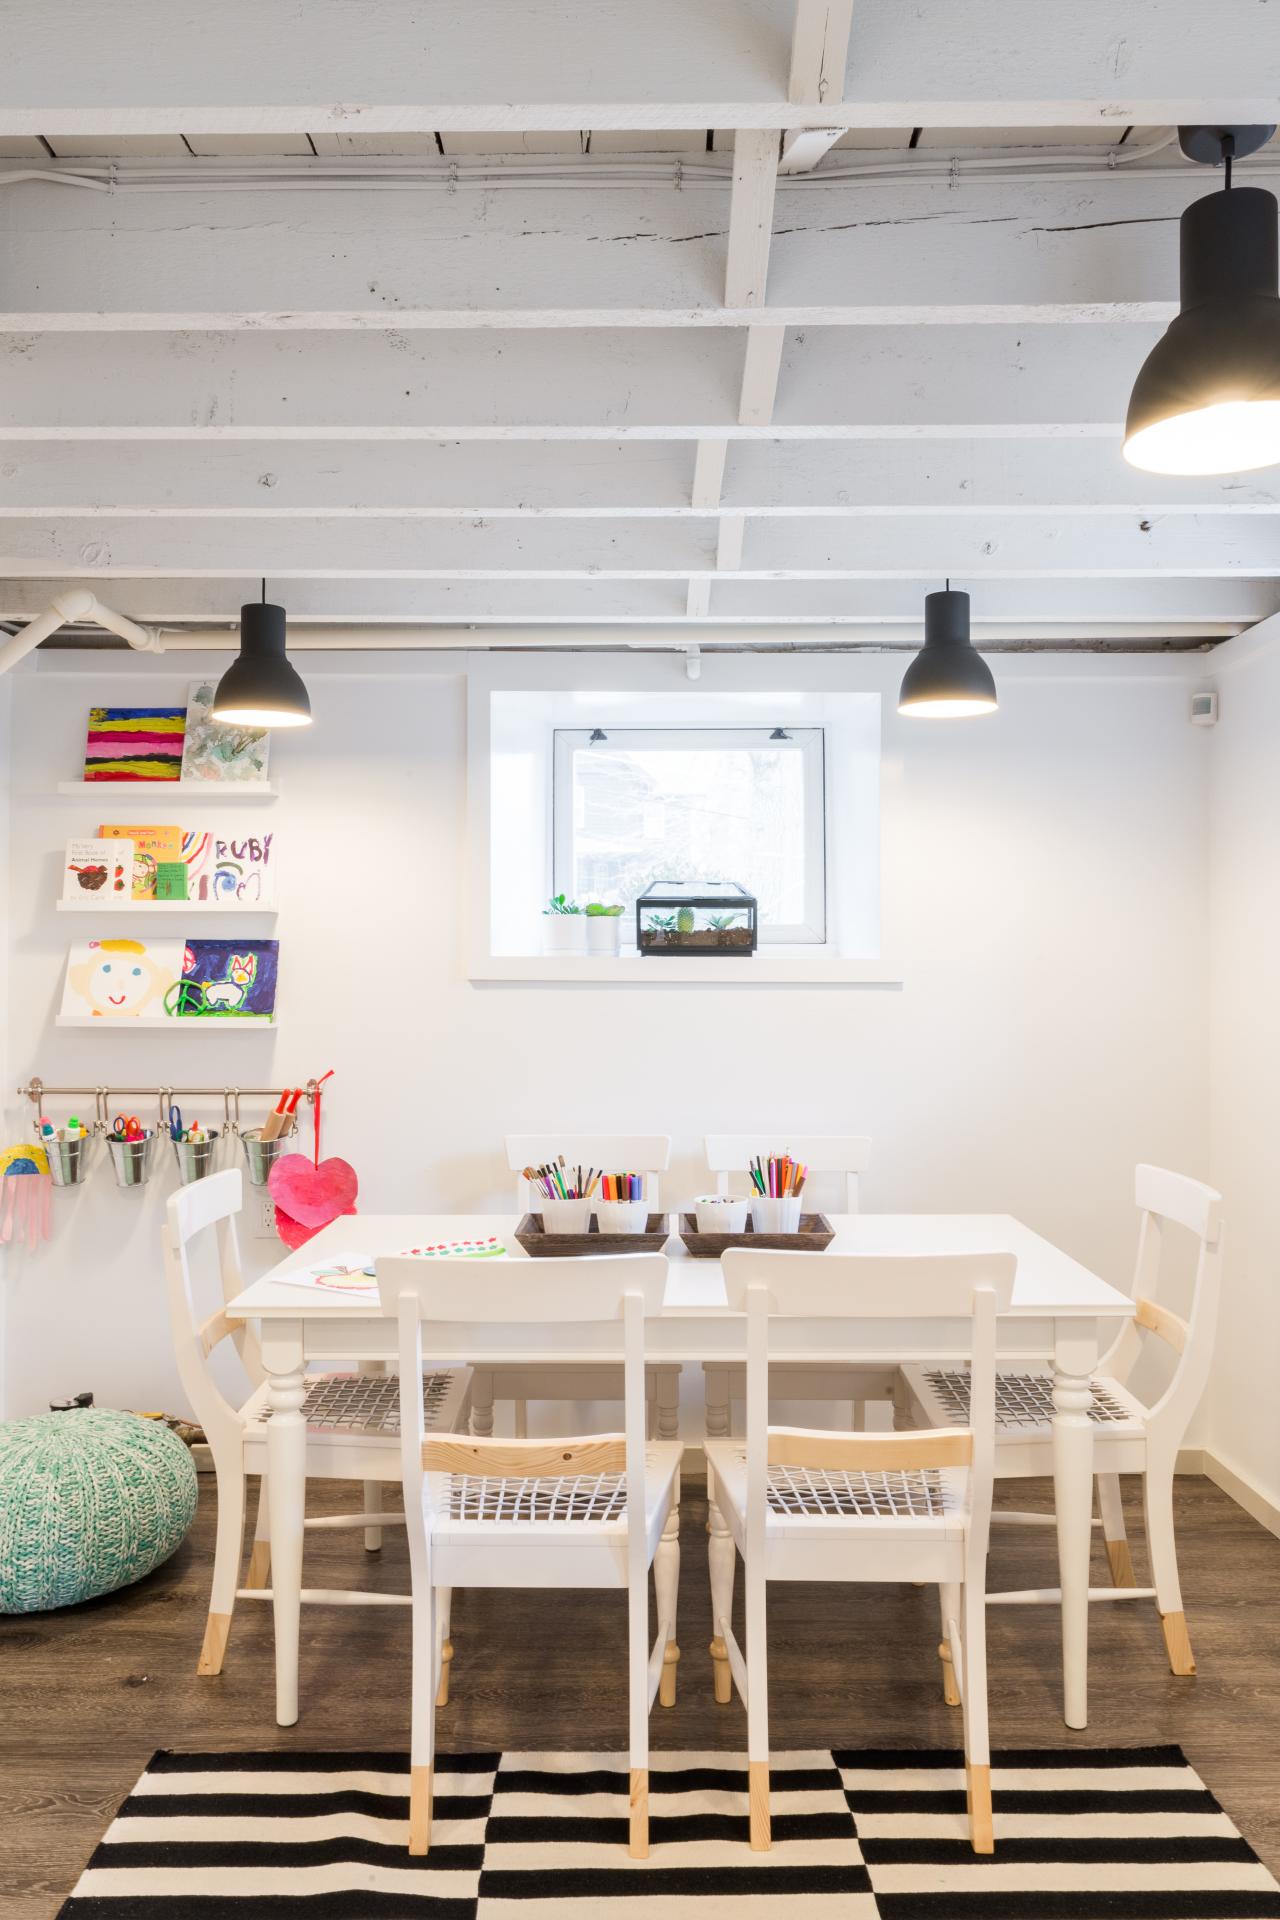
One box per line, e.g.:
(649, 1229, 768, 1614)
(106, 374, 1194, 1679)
(1223, 130, 1235, 189)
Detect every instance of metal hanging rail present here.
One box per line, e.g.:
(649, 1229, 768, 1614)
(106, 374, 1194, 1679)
(17, 1077, 323, 1135)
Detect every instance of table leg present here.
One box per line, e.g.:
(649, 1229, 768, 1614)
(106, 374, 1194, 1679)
(264, 1333, 307, 1728)
(655, 1367, 680, 1442)
(1052, 1324, 1099, 1731)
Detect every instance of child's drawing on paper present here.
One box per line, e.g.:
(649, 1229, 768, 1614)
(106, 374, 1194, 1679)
(173, 939, 279, 1019)
(180, 679, 270, 784)
(61, 939, 182, 1020)
(182, 829, 275, 905)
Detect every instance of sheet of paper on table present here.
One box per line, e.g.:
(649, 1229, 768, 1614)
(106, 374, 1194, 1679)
(274, 1237, 507, 1295)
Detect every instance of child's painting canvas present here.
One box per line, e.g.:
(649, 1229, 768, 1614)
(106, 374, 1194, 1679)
(84, 707, 186, 781)
(182, 828, 276, 905)
(97, 823, 183, 899)
(180, 680, 270, 786)
(175, 939, 279, 1020)
(62, 838, 132, 904)
(60, 938, 183, 1021)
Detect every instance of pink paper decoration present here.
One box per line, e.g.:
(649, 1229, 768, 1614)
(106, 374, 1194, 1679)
(268, 1153, 358, 1249)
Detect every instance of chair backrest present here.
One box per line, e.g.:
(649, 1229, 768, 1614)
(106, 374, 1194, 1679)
(724, 1247, 1016, 1563)
(1106, 1164, 1224, 1449)
(161, 1167, 258, 1444)
(704, 1134, 872, 1211)
(378, 1253, 668, 1575)
(505, 1134, 672, 1209)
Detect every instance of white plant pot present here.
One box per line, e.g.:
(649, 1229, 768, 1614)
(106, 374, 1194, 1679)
(542, 914, 587, 955)
(751, 1196, 802, 1234)
(594, 1198, 650, 1234)
(694, 1194, 749, 1234)
(540, 1197, 592, 1234)
(584, 914, 623, 955)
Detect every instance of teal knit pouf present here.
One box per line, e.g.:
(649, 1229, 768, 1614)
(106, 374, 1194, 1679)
(0, 1409, 198, 1614)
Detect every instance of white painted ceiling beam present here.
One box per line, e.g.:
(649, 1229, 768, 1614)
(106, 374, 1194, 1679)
(0, 325, 1164, 439)
(3, 438, 1272, 517)
(5, 514, 1278, 577)
(0, 171, 1211, 329)
(2, 576, 1265, 628)
(3, 0, 1273, 133)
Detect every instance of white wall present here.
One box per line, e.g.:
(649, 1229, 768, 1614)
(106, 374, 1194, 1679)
(1207, 619, 1280, 1514)
(1, 643, 1211, 1427)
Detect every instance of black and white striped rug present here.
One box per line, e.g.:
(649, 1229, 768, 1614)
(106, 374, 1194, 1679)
(57, 1744, 1280, 1917)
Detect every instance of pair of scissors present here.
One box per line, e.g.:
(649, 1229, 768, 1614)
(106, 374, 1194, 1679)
(168, 1103, 184, 1142)
(111, 1113, 142, 1140)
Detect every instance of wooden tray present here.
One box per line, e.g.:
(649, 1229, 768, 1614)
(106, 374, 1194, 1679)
(514, 1212, 670, 1257)
(676, 1211, 835, 1257)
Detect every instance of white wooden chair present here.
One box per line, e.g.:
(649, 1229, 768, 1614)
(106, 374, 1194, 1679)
(706, 1246, 1016, 1855)
(701, 1134, 889, 1444)
(468, 1133, 679, 1441)
(163, 1169, 471, 1682)
(378, 1251, 682, 1859)
(898, 1164, 1223, 1678)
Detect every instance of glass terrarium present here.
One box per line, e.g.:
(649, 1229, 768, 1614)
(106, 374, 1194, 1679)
(635, 881, 758, 956)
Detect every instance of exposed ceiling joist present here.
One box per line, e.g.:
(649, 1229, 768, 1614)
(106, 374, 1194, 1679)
(3, 0, 1274, 133)
(0, 168, 1217, 330)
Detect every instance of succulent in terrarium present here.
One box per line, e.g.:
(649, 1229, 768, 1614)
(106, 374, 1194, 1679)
(676, 905, 696, 934)
(709, 914, 737, 930)
(647, 913, 676, 931)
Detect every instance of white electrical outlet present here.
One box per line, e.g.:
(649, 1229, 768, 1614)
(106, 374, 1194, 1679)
(254, 1191, 278, 1239)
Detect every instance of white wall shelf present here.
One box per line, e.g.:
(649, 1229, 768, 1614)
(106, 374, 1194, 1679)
(55, 1015, 278, 1030)
(56, 782, 277, 801)
(56, 899, 278, 915)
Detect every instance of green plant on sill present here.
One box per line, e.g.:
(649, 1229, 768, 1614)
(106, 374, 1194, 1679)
(676, 906, 696, 934)
(646, 913, 677, 932)
(585, 902, 625, 916)
(543, 893, 581, 915)
(709, 914, 739, 930)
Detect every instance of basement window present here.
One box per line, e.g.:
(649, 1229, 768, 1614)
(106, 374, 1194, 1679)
(553, 727, 826, 943)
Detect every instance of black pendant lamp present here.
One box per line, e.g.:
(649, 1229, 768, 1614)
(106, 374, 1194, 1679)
(1124, 124, 1280, 475)
(898, 585, 997, 719)
(211, 583, 312, 728)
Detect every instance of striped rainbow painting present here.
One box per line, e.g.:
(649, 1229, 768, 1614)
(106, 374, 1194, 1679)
(84, 706, 186, 781)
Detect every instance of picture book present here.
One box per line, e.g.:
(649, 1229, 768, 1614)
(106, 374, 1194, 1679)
(182, 827, 276, 905)
(60, 938, 183, 1021)
(84, 706, 185, 781)
(180, 679, 270, 785)
(61, 837, 133, 904)
(97, 823, 184, 899)
(174, 938, 279, 1019)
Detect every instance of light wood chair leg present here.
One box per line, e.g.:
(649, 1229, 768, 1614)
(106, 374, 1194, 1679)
(364, 1478, 384, 1553)
(629, 1768, 648, 1858)
(244, 1473, 271, 1589)
(938, 1581, 962, 1705)
(199, 1462, 246, 1676)
(708, 1496, 736, 1703)
(749, 1760, 771, 1851)
(435, 1587, 454, 1707)
(967, 1763, 994, 1855)
(1097, 1472, 1135, 1586)
(1144, 1458, 1195, 1674)
(408, 1585, 437, 1855)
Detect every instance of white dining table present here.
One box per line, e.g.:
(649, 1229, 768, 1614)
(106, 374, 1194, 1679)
(226, 1210, 1134, 1732)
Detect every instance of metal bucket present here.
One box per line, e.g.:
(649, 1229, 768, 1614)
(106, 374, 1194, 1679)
(241, 1127, 291, 1187)
(44, 1134, 91, 1188)
(108, 1135, 157, 1190)
(172, 1133, 219, 1186)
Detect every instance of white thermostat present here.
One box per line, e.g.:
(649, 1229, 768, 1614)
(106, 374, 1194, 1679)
(1190, 691, 1218, 727)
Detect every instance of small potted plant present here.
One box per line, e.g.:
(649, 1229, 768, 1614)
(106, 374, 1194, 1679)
(584, 901, 625, 956)
(542, 893, 586, 955)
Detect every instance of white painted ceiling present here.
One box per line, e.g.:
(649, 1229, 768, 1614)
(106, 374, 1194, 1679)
(1, 0, 1279, 650)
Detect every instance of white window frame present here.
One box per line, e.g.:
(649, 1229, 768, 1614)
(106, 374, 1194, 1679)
(551, 725, 828, 945)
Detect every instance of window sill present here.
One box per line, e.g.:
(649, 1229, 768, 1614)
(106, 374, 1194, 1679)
(469, 951, 903, 986)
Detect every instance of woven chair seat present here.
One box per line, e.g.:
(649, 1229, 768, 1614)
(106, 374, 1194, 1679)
(251, 1370, 467, 1437)
(919, 1367, 1138, 1431)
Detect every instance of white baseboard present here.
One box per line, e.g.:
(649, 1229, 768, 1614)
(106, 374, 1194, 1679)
(1196, 1446, 1280, 1541)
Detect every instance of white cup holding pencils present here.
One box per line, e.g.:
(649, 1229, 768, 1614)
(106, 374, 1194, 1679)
(541, 1197, 592, 1234)
(751, 1195, 802, 1233)
(695, 1193, 749, 1234)
(594, 1198, 650, 1234)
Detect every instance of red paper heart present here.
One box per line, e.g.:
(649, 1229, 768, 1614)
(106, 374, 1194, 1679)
(268, 1154, 359, 1243)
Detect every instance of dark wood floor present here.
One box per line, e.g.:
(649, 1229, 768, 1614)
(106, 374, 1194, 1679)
(3, 1471, 1278, 1916)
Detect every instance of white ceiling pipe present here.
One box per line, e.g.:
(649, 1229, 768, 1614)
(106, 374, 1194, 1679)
(0, 588, 164, 674)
